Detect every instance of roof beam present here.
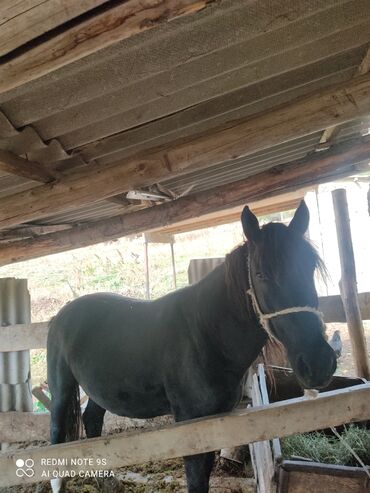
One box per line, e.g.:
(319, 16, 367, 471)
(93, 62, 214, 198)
(0, 0, 108, 57)
(0, 149, 57, 183)
(0, 0, 211, 95)
(0, 74, 369, 231)
(0, 136, 369, 265)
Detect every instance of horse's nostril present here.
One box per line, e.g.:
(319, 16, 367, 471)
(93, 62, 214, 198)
(296, 354, 312, 379)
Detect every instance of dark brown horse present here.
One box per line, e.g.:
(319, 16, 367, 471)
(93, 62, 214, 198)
(47, 202, 336, 492)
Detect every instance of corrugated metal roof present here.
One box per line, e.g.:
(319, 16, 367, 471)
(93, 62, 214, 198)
(0, 0, 369, 238)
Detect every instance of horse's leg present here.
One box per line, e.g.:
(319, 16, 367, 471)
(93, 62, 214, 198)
(48, 357, 80, 493)
(82, 399, 106, 438)
(183, 452, 215, 493)
(172, 408, 215, 493)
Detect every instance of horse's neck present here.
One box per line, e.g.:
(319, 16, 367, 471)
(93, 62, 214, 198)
(194, 253, 266, 372)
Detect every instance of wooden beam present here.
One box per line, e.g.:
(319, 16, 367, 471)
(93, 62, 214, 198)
(0, 0, 210, 95)
(0, 74, 370, 230)
(152, 197, 303, 235)
(0, 322, 48, 351)
(332, 188, 370, 380)
(0, 0, 109, 57)
(0, 384, 369, 487)
(32, 387, 51, 411)
(316, 46, 370, 151)
(0, 137, 369, 265)
(319, 292, 370, 323)
(0, 149, 57, 183)
(0, 224, 72, 242)
(1, 290, 370, 353)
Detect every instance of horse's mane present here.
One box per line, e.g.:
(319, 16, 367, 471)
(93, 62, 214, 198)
(224, 242, 251, 321)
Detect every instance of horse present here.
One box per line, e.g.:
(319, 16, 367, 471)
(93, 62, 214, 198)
(47, 201, 336, 493)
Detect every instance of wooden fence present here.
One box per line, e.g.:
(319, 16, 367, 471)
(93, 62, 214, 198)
(0, 384, 369, 487)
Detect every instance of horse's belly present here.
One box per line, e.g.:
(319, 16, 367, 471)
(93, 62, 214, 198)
(85, 384, 171, 419)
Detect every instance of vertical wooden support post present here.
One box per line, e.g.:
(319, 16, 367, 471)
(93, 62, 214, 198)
(170, 242, 177, 289)
(332, 188, 370, 379)
(143, 237, 150, 300)
(0, 278, 33, 450)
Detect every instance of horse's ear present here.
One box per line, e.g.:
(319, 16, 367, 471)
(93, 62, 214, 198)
(241, 206, 260, 242)
(289, 200, 309, 235)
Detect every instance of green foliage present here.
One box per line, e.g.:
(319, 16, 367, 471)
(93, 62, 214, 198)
(282, 425, 370, 466)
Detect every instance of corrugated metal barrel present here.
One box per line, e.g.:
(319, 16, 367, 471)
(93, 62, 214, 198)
(0, 278, 33, 448)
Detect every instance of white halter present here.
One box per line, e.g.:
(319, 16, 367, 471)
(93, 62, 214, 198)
(246, 253, 325, 340)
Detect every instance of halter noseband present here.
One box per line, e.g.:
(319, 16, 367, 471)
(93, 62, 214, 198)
(246, 252, 324, 340)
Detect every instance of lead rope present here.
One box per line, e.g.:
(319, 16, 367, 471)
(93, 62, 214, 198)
(246, 252, 325, 339)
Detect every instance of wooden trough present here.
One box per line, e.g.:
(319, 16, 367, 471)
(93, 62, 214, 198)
(250, 365, 370, 493)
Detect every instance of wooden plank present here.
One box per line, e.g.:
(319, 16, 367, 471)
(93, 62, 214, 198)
(285, 471, 367, 493)
(0, 322, 48, 351)
(0, 149, 57, 183)
(0, 0, 210, 95)
(0, 75, 369, 231)
(258, 364, 282, 462)
(279, 461, 370, 493)
(319, 292, 370, 323)
(0, 295, 370, 355)
(32, 386, 51, 411)
(0, 0, 109, 57)
(0, 384, 369, 487)
(0, 136, 369, 265)
(151, 196, 304, 235)
(250, 372, 275, 493)
(0, 224, 72, 242)
(332, 188, 370, 380)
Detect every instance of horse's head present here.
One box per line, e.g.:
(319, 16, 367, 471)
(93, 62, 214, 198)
(242, 201, 336, 389)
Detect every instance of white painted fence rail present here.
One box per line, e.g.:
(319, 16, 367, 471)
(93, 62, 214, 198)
(0, 383, 369, 487)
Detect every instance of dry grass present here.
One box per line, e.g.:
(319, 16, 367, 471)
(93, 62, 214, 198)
(282, 425, 370, 466)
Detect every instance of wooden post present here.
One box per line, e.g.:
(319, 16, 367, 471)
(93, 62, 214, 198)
(332, 188, 370, 379)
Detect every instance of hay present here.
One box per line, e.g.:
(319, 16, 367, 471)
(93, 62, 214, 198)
(282, 425, 370, 466)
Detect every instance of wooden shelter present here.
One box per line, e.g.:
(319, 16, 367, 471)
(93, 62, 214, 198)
(0, 0, 369, 265)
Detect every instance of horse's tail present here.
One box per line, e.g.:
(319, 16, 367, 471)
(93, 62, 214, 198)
(65, 381, 82, 442)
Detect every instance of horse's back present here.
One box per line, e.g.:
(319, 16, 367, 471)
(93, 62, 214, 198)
(47, 292, 167, 380)
(47, 293, 175, 416)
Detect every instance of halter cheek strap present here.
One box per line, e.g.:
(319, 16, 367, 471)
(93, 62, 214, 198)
(246, 253, 325, 340)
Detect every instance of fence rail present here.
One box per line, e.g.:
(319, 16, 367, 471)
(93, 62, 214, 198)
(1, 293, 370, 352)
(0, 383, 369, 487)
